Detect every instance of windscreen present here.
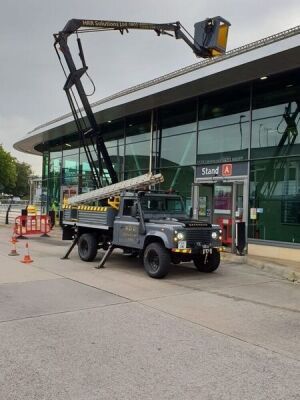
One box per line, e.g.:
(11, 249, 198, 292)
(140, 196, 184, 213)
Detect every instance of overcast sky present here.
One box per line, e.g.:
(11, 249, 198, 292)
(1, 0, 300, 174)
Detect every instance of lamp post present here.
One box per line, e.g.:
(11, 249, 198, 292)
(28, 175, 35, 205)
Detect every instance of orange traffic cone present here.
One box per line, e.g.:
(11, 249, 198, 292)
(21, 242, 33, 264)
(8, 237, 19, 256)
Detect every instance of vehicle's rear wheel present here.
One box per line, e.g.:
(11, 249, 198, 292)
(143, 242, 170, 279)
(193, 249, 220, 273)
(78, 233, 98, 262)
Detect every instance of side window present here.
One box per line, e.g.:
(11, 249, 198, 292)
(123, 199, 134, 216)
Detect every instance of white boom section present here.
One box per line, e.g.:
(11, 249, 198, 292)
(67, 173, 164, 205)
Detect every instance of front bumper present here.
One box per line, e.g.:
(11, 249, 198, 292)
(171, 245, 222, 254)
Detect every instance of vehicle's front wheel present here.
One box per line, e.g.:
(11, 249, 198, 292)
(143, 242, 170, 279)
(78, 233, 98, 262)
(193, 249, 220, 273)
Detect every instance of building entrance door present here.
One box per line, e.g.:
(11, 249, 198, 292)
(194, 180, 247, 252)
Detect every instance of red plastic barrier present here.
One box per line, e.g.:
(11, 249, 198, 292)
(14, 215, 52, 237)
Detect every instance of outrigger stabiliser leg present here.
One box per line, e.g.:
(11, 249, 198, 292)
(61, 235, 78, 260)
(96, 243, 115, 269)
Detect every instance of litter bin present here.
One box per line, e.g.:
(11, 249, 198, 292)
(235, 221, 246, 255)
(59, 210, 63, 227)
(48, 210, 55, 228)
(21, 208, 28, 227)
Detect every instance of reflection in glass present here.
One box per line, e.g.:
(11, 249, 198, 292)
(249, 157, 300, 243)
(160, 99, 197, 168)
(125, 132, 150, 172)
(125, 113, 151, 174)
(251, 70, 300, 160)
(198, 85, 250, 164)
(62, 150, 79, 186)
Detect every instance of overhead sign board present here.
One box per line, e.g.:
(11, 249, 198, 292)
(196, 162, 248, 181)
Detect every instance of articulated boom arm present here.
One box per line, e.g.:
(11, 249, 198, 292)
(57, 18, 211, 57)
(54, 17, 230, 189)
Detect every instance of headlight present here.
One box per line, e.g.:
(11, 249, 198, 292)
(211, 232, 218, 239)
(177, 232, 184, 240)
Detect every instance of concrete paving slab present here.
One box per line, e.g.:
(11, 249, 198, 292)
(0, 225, 300, 399)
(0, 253, 60, 284)
(0, 278, 128, 322)
(142, 290, 300, 359)
(0, 230, 195, 301)
(210, 279, 300, 312)
(31, 254, 193, 301)
(65, 267, 193, 301)
(165, 261, 280, 289)
(0, 302, 299, 400)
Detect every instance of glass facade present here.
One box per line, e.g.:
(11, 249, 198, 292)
(249, 70, 300, 243)
(125, 113, 151, 174)
(249, 157, 300, 243)
(42, 68, 300, 245)
(197, 85, 250, 164)
(159, 99, 197, 168)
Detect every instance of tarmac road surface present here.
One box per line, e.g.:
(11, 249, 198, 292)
(0, 226, 299, 400)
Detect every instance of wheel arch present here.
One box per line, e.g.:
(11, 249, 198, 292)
(143, 234, 168, 250)
(77, 227, 112, 242)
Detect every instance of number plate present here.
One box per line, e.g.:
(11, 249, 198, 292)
(202, 248, 213, 255)
(178, 241, 187, 249)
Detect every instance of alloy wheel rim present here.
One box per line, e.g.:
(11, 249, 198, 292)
(147, 249, 160, 272)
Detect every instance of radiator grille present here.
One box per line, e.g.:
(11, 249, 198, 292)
(185, 228, 220, 247)
(186, 228, 212, 244)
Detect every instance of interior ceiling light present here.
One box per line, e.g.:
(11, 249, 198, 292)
(260, 76, 268, 80)
(65, 143, 71, 147)
(107, 120, 112, 123)
(286, 84, 293, 88)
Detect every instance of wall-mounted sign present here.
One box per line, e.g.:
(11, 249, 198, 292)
(250, 208, 257, 220)
(196, 162, 248, 181)
(222, 164, 233, 176)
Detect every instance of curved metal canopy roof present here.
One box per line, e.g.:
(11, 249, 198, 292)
(14, 25, 300, 155)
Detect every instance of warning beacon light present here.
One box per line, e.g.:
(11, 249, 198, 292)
(194, 16, 231, 57)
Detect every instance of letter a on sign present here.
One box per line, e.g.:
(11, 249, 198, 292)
(222, 164, 232, 176)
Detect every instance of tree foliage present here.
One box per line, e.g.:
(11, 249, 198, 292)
(0, 145, 17, 193)
(0, 145, 33, 197)
(14, 161, 33, 197)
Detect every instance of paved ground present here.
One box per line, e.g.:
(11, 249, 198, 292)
(0, 225, 299, 400)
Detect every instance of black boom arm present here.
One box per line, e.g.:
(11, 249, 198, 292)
(54, 17, 230, 188)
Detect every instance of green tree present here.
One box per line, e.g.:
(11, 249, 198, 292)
(0, 145, 17, 193)
(14, 161, 33, 197)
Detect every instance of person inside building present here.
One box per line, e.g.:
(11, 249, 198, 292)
(50, 199, 59, 227)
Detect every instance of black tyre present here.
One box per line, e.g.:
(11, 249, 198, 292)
(78, 233, 98, 262)
(193, 249, 220, 273)
(143, 242, 170, 279)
